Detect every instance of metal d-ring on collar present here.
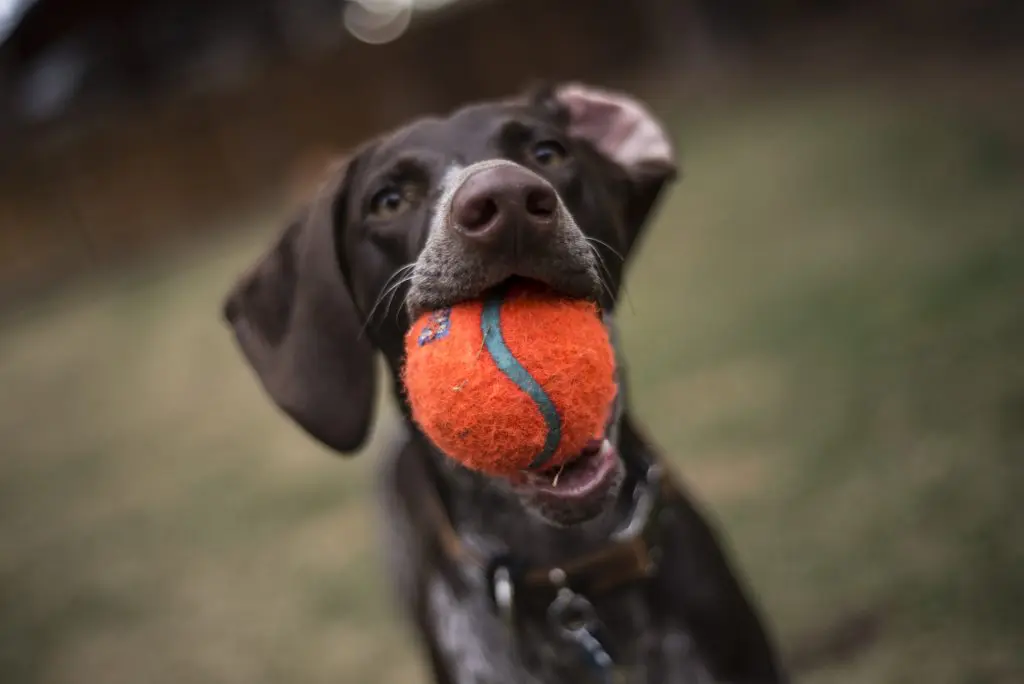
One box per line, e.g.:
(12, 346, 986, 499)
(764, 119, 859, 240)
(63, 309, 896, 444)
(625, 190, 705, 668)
(492, 563, 621, 682)
(548, 586, 620, 683)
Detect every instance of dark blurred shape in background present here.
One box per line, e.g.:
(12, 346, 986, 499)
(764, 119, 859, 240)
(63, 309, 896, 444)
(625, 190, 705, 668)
(1, 0, 1022, 296)
(1, 2, 1021, 684)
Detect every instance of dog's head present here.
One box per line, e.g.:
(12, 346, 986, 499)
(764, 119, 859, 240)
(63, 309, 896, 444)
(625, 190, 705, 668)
(224, 83, 677, 526)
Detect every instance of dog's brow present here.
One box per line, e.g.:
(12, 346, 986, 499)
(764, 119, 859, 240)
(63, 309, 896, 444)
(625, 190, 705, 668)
(362, 152, 430, 189)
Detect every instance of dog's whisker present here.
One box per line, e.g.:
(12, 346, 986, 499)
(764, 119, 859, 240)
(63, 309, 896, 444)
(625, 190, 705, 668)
(386, 275, 417, 327)
(588, 243, 617, 291)
(367, 265, 415, 319)
(376, 275, 416, 329)
(390, 288, 405, 327)
(361, 264, 416, 337)
(597, 273, 616, 304)
(586, 243, 618, 305)
(382, 263, 417, 292)
(585, 236, 625, 262)
(376, 264, 416, 300)
(587, 241, 636, 314)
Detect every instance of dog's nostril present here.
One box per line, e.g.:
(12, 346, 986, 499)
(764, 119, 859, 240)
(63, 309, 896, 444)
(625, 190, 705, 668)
(459, 197, 499, 232)
(525, 188, 556, 218)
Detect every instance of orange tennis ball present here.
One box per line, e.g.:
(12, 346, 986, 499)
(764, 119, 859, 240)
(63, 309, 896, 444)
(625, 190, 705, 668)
(402, 282, 616, 476)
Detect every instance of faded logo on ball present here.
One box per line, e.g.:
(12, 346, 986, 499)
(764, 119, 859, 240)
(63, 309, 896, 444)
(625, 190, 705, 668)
(416, 308, 452, 346)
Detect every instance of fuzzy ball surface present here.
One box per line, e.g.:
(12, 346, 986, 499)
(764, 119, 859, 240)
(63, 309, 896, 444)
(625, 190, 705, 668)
(402, 282, 616, 476)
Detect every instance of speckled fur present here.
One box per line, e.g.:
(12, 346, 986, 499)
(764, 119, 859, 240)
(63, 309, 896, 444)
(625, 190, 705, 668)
(375, 391, 750, 684)
(374, 315, 785, 683)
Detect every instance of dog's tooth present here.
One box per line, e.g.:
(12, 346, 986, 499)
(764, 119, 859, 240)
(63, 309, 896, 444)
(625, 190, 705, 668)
(552, 464, 565, 487)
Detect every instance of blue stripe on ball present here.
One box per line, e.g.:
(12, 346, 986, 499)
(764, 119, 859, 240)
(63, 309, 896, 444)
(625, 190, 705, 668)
(481, 284, 562, 471)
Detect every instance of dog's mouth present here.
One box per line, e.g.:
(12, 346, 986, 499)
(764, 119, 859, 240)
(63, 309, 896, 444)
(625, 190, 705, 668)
(508, 392, 624, 524)
(517, 437, 620, 499)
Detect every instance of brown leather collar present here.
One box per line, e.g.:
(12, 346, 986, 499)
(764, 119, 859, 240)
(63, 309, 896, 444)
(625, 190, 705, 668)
(425, 460, 679, 613)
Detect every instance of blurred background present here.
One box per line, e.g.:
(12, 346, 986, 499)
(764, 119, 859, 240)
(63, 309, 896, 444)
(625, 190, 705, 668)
(1, 0, 1022, 682)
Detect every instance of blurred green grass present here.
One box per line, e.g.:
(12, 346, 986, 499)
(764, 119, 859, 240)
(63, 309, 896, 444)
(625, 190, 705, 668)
(1, 84, 1022, 684)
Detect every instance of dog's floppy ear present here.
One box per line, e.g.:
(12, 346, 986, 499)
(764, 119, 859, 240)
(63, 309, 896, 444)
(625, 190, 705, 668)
(222, 157, 377, 454)
(548, 83, 679, 255)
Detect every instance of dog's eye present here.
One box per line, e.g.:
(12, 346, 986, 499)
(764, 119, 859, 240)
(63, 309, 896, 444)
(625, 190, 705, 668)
(530, 140, 568, 168)
(369, 183, 417, 219)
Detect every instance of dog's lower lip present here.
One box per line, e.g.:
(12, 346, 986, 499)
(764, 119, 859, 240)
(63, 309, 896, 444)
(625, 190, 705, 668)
(519, 439, 618, 500)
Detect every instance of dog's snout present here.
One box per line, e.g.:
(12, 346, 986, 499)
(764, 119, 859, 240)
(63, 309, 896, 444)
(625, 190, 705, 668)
(411, 159, 599, 316)
(450, 165, 557, 247)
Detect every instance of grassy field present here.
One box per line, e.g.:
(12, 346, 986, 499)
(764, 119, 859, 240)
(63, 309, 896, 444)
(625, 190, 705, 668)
(1, 81, 1022, 684)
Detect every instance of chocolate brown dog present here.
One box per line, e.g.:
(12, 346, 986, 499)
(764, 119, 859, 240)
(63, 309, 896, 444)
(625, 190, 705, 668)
(223, 83, 787, 683)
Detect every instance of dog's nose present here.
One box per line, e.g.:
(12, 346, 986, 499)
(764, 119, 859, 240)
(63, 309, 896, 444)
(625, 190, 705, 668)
(450, 164, 557, 248)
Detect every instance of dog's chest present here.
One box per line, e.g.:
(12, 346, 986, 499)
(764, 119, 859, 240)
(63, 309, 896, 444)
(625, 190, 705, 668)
(426, 572, 713, 684)
(427, 573, 538, 684)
